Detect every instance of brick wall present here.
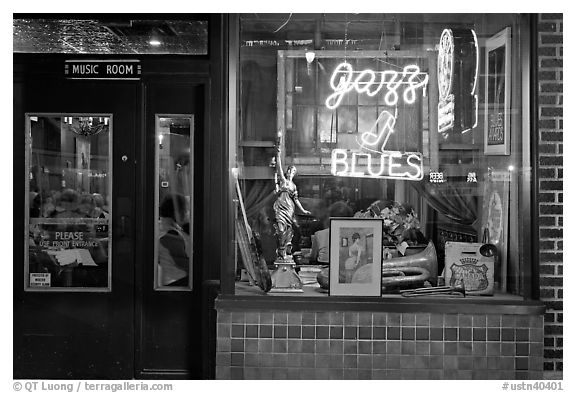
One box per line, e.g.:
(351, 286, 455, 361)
(537, 13, 563, 379)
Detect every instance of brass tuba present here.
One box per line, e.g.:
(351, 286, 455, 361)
(350, 241, 438, 291)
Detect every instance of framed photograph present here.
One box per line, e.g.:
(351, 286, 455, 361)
(484, 27, 511, 155)
(329, 218, 383, 296)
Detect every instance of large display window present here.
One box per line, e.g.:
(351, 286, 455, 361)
(230, 14, 533, 299)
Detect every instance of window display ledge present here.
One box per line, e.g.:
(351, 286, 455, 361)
(215, 282, 545, 315)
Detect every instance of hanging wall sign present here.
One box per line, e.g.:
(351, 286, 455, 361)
(65, 59, 141, 80)
(437, 28, 479, 135)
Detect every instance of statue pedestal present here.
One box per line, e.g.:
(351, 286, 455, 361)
(269, 257, 303, 293)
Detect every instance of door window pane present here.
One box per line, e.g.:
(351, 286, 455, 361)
(155, 115, 194, 290)
(26, 115, 112, 291)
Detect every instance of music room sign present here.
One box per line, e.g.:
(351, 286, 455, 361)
(64, 59, 141, 80)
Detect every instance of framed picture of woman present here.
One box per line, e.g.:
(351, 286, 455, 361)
(329, 218, 383, 296)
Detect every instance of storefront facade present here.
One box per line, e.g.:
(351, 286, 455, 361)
(13, 13, 562, 380)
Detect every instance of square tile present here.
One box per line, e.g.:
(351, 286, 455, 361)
(372, 369, 387, 379)
(501, 328, 515, 341)
(415, 341, 430, 355)
(344, 354, 358, 368)
(344, 340, 357, 354)
(430, 327, 443, 340)
(459, 314, 472, 327)
(401, 327, 415, 340)
(487, 315, 501, 327)
(401, 341, 416, 355)
(444, 342, 458, 355)
(429, 355, 443, 369)
(358, 354, 373, 369)
(216, 352, 231, 366)
(259, 353, 274, 367)
(530, 329, 543, 343)
(473, 315, 487, 327)
(473, 356, 488, 370)
(515, 315, 530, 328)
(386, 340, 401, 354)
(444, 314, 459, 327)
(231, 312, 245, 324)
(302, 312, 315, 325)
(271, 367, 287, 379)
(458, 356, 474, 370)
(273, 325, 287, 339)
(215, 366, 230, 379)
(387, 327, 400, 340)
(245, 312, 259, 324)
(430, 314, 444, 327)
(302, 326, 315, 339)
(287, 339, 303, 353)
(316, 312, 330, 325)
(329, 355, 344, 369)
(285, 368, 301, 379)
(502, 315, 515, 327)
(401, 313, 416, 326)
(459, 327, 472, 341)
(330, 340, 344, 354)
(416, 327, 429, 340)
(316, 339, 330, 354)
(444, 356, 458, 369)
(359, 313, 373, 326)
(373, 312, 387, 326)
(444, 327, 457, 341)
(387, 369, 403, 379)
(414, 355, 429, 369)
(416, 313, 430, 326)
(288, 325, 301, 339)
(400, 356, 415, 369)
(302, 354, 316, 367)
(387, 355, 401, 369)
(501, 342, 515, 356)
(217, 338, 231, 352)
(315, 325, 329, 339)
(359, 326, 372, 339)
(343, 369, 359, 379)
(230, 353, 244, 367)
(230, 339, 244, 352)
(358, 369, 372, 380)
(387, 313, 401, 326)
(217, 324, 231, 338)
(500, 356, 515, 370)
(430, 341, 444, 355)
(486, 343, 502, 356)
(487, 327, 500, 341)
(344, 326, 358, 339)
(260, 312, 273, 324)
(259, 325, 272, 338)
(273, 339, 287, 353)
(358, 340, 372, 354)
(472, 342, 487, 356)
(300, 368, 315, 379)
(529, 343, 543, 357)
(344, 312, 359, 326)
(245, 338, 258, 353)
(529, 315, 543, 329)
(245, 325, 258, 338)
(473, 328, 487, 341)
(373, 354, 386, 369)
(373, 326, 386, 339)
(274, 312, 288, 325)
(217, 312, 231, 324)
(373, 340, 386, 354)
(429, 370, 444, 379)
(258, 338, 273, 353)
(487, 357, 500, 370)
(329, 312, 344, 325)
(458, 341, 472, 355)
(315, 354, 330, 368)
(287, 312, 302, 325)
(245, 353, 259, 367)
(330, 326, 343, 339)
(401, 369, 419, 379)
(516, 356, 529, 370)
(516, 328, 529, 342)
(516, 343, 529, 356)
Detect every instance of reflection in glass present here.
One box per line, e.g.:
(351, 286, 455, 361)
(25, 115, 111, 290)
(155, 116, 193, 290)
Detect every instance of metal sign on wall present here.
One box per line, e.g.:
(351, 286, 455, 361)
(64, 59, 141, 80)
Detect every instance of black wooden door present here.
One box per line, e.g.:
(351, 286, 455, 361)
(14, 73, 204, 379)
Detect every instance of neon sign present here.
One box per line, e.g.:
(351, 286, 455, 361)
(330, 110, 424, 181)
(325, 62, 429, 109)
(437, 28, 479, 134)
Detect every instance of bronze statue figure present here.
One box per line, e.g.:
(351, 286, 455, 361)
(272, 145, 310, 261)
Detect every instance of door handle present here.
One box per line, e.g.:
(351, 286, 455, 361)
(119, 215, 129, 238)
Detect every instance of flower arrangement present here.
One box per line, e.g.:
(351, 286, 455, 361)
(354, 200, 426, 246)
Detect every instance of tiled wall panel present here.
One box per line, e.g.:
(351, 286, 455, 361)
(215, 311, 544, 380)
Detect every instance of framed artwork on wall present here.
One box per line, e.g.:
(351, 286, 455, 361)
(329, 218, 383, 296)
(484, 27, 511, 155)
